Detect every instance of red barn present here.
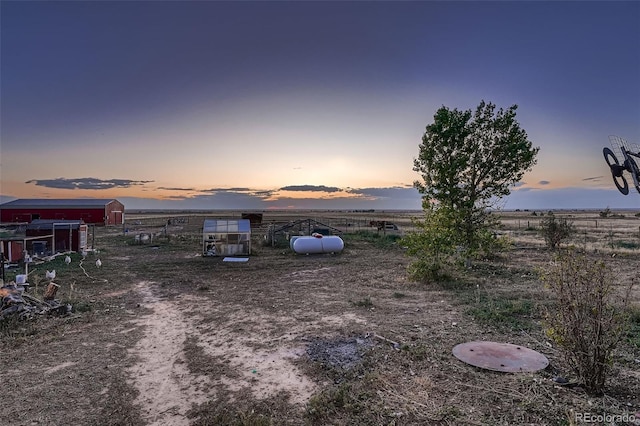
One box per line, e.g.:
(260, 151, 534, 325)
(0, 199, 124, 226)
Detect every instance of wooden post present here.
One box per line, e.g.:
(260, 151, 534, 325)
(23, 250, 29, 276)
(0, 242, 5, 283)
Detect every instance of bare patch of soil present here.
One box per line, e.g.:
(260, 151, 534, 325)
(127, 281, 211, 426)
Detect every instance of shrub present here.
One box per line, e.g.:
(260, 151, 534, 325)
(613, 240, 640, 250)
(407, 257, 447, 282)
(401, 206, 458, 282)
(627, 306, 640, 348)
(541, 251, 635, 395)
(599, 207, 611, 218)
(539, 212, 575, 249)
(403, 205, 507, 281)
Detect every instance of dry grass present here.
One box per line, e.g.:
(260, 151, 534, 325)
(1, 209, 638, 426)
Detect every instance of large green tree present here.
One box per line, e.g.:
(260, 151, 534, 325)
(412, 100, 539, 264)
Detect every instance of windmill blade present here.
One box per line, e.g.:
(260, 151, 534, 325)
(603, 147, 629, 195)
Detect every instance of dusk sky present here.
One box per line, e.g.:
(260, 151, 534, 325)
(1, 1, 639, 210)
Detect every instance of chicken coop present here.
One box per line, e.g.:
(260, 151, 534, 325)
(26, 219, 88, 255)
(202, 219, 251, 257)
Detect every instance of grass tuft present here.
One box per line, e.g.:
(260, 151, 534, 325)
(465, 297, 534, 330)
(626, 306, 640, 348)
(349, 297, 373, 308)
(344, 230, 402, 249)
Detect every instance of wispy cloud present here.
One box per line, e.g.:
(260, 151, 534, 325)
(202, 187, 253, 193)
(112, 183, 424, 210)
(157, 186, 196, 191)
(279, 185, 342, 193)
(25, 177, 153, 190)
(162, 194, 194, 200)
(538, 180, 550, 185)
(181, 191, 273, 208)
(253, 190, 276, 197)
(582, 176, 603, 182)
(511, 181, 526, 188)
(347, 186, 420, 199)
(168, 187, 276, 201)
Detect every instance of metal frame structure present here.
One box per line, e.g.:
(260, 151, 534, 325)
(603, 135, 640, 195)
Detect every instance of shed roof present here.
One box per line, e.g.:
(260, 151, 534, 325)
(203, 219, 251, 233)
(0, 199, 120, 209)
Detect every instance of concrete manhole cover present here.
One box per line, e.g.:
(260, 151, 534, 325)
(452, 341, 549, 373)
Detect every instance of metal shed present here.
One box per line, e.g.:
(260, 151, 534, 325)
(202, 219, 251, 257)
(0, 198, 124, 226)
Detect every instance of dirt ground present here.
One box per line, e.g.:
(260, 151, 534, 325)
(1, 210, 639, 426)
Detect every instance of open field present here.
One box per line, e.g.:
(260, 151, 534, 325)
(1, 210, 639, 426)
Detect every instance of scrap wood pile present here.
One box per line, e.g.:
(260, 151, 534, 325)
(1, 282, 70, 320)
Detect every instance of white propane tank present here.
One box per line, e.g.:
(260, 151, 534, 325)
(292, 235, 344, 254)
(289, 235, 302, 250)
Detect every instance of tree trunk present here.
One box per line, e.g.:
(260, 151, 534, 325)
(43, 283, 60, 301)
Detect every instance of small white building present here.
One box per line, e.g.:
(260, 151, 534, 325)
(203, 219, 251, 256)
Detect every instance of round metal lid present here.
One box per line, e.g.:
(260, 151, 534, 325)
(452, 341, 549, 373)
